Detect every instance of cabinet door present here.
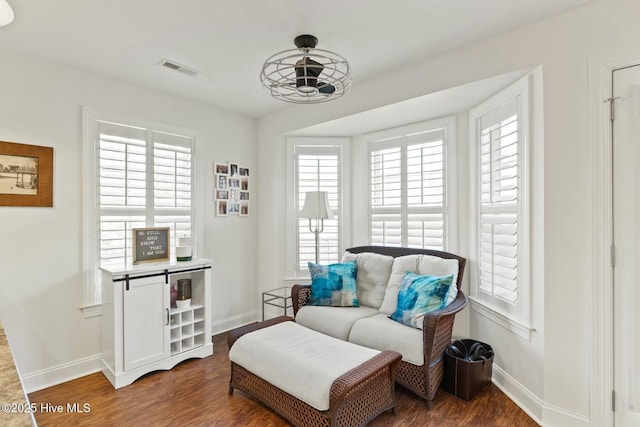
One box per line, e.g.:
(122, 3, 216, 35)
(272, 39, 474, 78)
(123, 275, 170, 371)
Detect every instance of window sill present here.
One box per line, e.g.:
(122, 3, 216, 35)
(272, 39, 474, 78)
(469, 297, 534, 341)
(284, 277, 311, 287)
(79, 303, 102, 319)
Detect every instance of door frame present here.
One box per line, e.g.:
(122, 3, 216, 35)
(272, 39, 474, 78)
(589, 45, 640, 427)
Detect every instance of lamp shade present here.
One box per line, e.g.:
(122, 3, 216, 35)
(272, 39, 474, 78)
(300, 191, 334, 220)
(0, 0, 14, 27)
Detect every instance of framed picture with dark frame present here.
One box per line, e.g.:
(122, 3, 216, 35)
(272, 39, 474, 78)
(132, 227, 170, 264)
(0, 141, 53, 207)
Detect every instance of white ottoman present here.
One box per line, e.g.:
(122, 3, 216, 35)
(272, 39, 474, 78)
(228, 317, 401, 427)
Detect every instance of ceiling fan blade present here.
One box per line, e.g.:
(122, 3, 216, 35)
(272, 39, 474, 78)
(294, 57, 324, 88)
(318, 82, 336, 95)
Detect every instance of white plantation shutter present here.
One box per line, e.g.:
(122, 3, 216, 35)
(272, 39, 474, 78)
(153, 132, 193, 258)
(153, 133, 192, 210)
(406, 130, 446, 249)
(469, 73, 534, 335)
(98, 123, 147, 208)
(369, 122, 449, 250)
(295, 147, 340, 269)
(371, 143, 402, 246)
(98, 215, 146, 267)
(98, 122, 147, 268)
(477, 104, 519, 304)
(97, 121, 194, 269)
(407, 212, 444, 248)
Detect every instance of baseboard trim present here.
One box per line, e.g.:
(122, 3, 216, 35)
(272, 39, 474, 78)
(210, 311, 259, 335)
(492, 363, 544, 425)
(22, 312, 259, 393)
(542, 403, 591, 427)
(492, 364, 591, 427)
(22, 354, 102, 393)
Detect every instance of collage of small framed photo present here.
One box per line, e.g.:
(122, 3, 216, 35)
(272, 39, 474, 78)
(214, 161, 250, 216)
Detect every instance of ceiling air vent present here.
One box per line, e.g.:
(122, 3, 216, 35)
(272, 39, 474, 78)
(158, 59, 200, 77)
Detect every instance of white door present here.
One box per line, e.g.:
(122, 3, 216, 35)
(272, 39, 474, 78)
(123, 275, 170, 371)
(613, 64, 640, 426)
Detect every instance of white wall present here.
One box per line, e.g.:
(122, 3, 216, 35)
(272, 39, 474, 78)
(0, 50, 257, 390)
(256, 0, 640, 425)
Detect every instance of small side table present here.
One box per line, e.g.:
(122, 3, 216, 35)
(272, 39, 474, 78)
(262, 286, 293, 321)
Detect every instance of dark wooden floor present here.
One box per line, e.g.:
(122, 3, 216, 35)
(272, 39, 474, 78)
(29, 333, 539, 426)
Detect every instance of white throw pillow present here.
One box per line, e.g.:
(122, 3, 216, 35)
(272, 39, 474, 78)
(341, 251, 394, 309)
(379, 254, 459, 315)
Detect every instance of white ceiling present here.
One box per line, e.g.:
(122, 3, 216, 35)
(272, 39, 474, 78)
(293, 69, 530, 136)
(0, 0, 594, 118)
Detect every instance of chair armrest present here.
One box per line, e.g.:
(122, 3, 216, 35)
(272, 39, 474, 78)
(429, 290, 467, 318)
(329, 350, 402, 413)
(422, 290, 467, 366)
(291, 284, 311, 316)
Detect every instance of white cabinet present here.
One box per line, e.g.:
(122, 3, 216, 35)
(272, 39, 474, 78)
(123, 275, 170, 371)
(101, 258, 213, 389)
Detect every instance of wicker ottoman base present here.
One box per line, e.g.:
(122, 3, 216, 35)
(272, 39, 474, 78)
(228, 317, 401, 427)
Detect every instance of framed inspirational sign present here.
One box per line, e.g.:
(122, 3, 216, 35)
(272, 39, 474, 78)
(132, 227, 170, 264)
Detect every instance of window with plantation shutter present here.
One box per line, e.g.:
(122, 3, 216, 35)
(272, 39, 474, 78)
(368, 118, 453, 251)
(478, 109, 519, 303)
(469, 73, 532, 334)
(296, 147, 340, 270)
(286, 138, 349, 277)
(97, 121, 194, 269)
(82, 111, 197, 311)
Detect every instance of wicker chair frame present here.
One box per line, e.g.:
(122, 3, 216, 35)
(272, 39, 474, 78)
(291, 246, 467, 408)
(228, 316, 402, 427)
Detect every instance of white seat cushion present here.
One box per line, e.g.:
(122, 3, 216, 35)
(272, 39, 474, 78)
(295, 305, 379, 340)
(229, 321, 380, 411)
(341, 251, 394, 308)
(348, 313, 424, 366)
(379, 254, 459, 315)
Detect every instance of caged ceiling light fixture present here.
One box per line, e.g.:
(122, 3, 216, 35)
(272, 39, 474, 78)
(260, 34, 352, 104)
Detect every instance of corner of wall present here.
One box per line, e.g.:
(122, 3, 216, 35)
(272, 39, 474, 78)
(492, 363, 544, 424)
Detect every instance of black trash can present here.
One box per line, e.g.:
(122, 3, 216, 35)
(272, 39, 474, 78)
(441, 339, 494, 402)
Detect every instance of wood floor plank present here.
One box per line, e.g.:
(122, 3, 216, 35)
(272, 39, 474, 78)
(29, 333, 539, 426)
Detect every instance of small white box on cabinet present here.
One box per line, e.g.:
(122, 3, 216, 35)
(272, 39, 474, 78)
(101, 258, 213, 388)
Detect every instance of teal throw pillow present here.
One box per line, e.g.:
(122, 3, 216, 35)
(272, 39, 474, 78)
(389, 272, 454, 329)
(308, 261, 359, 307)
